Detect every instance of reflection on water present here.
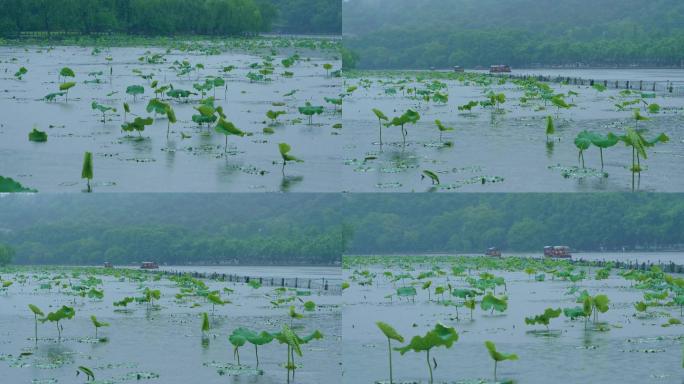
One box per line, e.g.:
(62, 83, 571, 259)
(281, 175, 304, 192)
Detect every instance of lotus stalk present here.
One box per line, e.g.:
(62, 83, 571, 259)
(376, 322, 404, 384)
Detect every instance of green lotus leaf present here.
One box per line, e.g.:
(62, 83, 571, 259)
(28, 128, 47, 142)
(376, 321, 404, 343)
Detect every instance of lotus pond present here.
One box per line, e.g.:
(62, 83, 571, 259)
(0, 265, 341, 383)
(342, 70, 684, 192)
(0, 37, 342, 192)
(342, 255, 684, 383)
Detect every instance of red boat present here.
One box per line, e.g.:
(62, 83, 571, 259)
(544, 246, 572, 259)
(489, 65, 512, 73)
(140, 261, 159, 269)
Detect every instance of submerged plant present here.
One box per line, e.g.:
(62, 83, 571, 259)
(545, 116, 555, 142)
(41, 305, 75, 341)
(90, 315, 109, 339)
(524, 307, 562, 331)
(233, 328, 273, 368)
(323, 63, 333, 77)
(274, 324, 301, 380)
(434, 120, 453, 143)
(14, 66, 27, 80)
(589, 132, 619, 171)
(388, 109, 420, 148)
(81, 152, 93, 193)
(324, 97, 342, 112)
(207, 292, 228, 313)
(421, 170, 440, 185)
(395, 323, 458, 384)
(123, 102, 130, 122)
(143, 287, 161, 310)
(481, 293, 508, 314)
(464, 299, 476, 320)
(577, 291, 610, 324)
(59, 67, 75, 83)
(28, 127, 48, 142)
(113, 297, 134, 308)
(563, 305, 592, 329)
(279, 143, 303, 173)
(376, 321, 404, 384)
(91, 101, 117, 122)
(484, 340, 518, 381)
(165, 104, 177, 137)
(201, 312, 210, 335)
(266, 110, 286, 125)
(298, 102, 324, 125)
(215, 119, 246, 152)
(126, 85, 145, 102)
(28, 304, 44, 345)
(618, 128, 669, 187)
(229, 329, 247, 365)
(76, 366, 95, 381)
(121, 117, 153, 136)
(371, 108, 388, 146)
(633, 109, 649, 129)
(60, 82, 76, 102)
(574, 131, 592, 168)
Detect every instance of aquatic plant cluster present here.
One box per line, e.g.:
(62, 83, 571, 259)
(0, 36, 340, 192)
(344, 255, 684, 383)
(0, 265, 338, 383)
(343, 69, 679, 191)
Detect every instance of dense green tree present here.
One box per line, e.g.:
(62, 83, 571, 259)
(341, 194, 684, 253)
(344, 0, 684, 68)
(0, 0, 340, 36)
(0, 195, 345, 265)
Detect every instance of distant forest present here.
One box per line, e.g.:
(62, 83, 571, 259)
(342, 194, 684, 254)
(1, 194, 682, 266)
(0, 0, 341, 37)
(0, 194, 347, 265)
(343, 0, 684, 69)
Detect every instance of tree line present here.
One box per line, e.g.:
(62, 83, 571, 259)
(0, 0, 341, 37)
(343, 0, 684, 69)
(343, 194, 684, 254)
(2, 194, 682, 265)
(0, 194, 346, 265)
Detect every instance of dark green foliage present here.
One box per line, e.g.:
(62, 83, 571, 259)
(0, 0, 339, 37)
(344, 0, 684, 69)
(341, 194, 684, 253)
(28, 128, 48, 142)
(0, 194, 346, 265)
(268, 0, 340, 34)
(0, 176, 37, 192)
